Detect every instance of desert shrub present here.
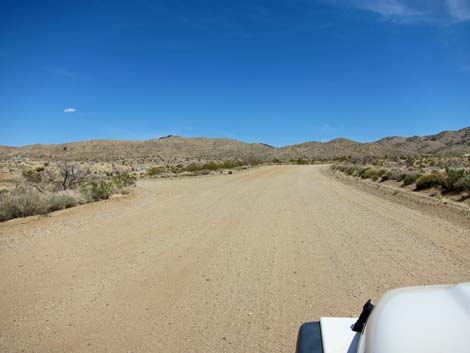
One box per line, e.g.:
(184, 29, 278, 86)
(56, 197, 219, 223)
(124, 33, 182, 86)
(48, 193, 77, 212)
(403, 173, 422, 186)
(359, 167, 372, 178)
(375, 169, 388, 181)
(82, 180, 114, 201)
(296, 158, 308, 165)
(379, 170, 392, 182)
(351, 166, 364, 177)
(444, 168, 466, 192)
(22, 169, 42, 183)
(342, 165, 355, 175)
(201, 161, 219, 171)
(454, 175, 470, 192)
(184, 163, 203, 172)
(147, 166, 165, 176)
(182, 160, 247, 173)
(359, 167, 384, 181)
(221, 160, 245, 169)
(388, 169, 406, 182)
(112, 173, 136, 188)
(331, 164, 370, 178)
(331, 164, 342, 172)
(415, 174, 445, 190)
(199, 169, 211, 175)
(0, 187, 48, 222)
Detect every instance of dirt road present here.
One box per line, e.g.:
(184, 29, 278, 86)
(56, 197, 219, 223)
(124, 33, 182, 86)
(1, 166, 469, 353)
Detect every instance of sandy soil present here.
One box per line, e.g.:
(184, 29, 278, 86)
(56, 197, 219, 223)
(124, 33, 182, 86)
(1, 165, 469, 353)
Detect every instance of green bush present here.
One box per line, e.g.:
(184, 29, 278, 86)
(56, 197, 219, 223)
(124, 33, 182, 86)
(201, 161, 221, 171)
(444, 168, 466, 192)
(147, 166, 165, 176)
(389, 169, 406, 182)
(183, 160, 247, 172)
(359, 168, 384, 181)
(379, 170, 392, 182)
(221, 160, 245, 169)
(184, 163, 203, 172)
(415, 174, 445, 190)
(112, 173, 136, 188)
(48, 194, 77, 212)
(454, 175, 470, 192)
(403, 173, 421, 186)
(358, 167, 371, 178)
(82, 180, 114, 201)
(351, 167, 364, 177)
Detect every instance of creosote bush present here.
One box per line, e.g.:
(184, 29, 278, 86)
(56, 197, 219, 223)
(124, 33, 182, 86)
(331, 160, 470, 200)
(403, 173, 422, 186)
(454, 175, 470, 192)
(415, 174, 445, 190)
(82, 180, 114, 201)
(112, 173, 137, 188)
(48, 193, 78, 212)
(444, 168, 466, 192)
(147, 166, 165, 176)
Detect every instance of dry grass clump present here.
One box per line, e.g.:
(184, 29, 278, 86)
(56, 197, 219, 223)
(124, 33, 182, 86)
(0, 164, 136, 222)
(0, 187, 48, 221)
(0, 187, 79, 222)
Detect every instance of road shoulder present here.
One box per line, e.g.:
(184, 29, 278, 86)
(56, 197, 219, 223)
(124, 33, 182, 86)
(324, 167, 470, 230)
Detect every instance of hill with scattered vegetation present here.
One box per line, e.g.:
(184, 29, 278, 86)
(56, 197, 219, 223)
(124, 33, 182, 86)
(1, 128, 469, 162)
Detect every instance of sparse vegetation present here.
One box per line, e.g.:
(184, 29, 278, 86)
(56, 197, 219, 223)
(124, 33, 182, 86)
(403, 173, 421, 186)
(48, 193, 79, 211)
(82, 180, 114, 201)
(0, 163, 137, 222)
(415, 174, 445, 190)
(455, 175, 470, 192)
(147, 166, 165, 176)
(331, 156, 470, 203)
(146, 160, 255, 177)
(0, 186, 48, 221)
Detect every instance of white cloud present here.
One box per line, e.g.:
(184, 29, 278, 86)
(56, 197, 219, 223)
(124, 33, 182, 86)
(351, 0, 419, 17)
(64, 108, 77, 113)
(446, 0, 470, 21)
(320, 0, 470, 24)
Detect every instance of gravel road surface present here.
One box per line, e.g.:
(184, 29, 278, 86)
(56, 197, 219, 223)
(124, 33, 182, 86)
(1, 165, 469, 353)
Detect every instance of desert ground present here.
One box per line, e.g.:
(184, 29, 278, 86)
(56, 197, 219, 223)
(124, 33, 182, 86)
(1, 165, 469, 353)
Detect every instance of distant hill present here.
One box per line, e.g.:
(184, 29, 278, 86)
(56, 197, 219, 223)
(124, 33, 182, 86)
(374, 127, 470, 156)
(0, 136, 274, 161)
(1, 127, 469, 161)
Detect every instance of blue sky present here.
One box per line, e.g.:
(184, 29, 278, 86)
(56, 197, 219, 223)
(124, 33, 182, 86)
(1, 0, 469, 147)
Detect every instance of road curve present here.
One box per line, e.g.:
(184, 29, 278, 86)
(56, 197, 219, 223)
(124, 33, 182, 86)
(1, 165, 469, 353)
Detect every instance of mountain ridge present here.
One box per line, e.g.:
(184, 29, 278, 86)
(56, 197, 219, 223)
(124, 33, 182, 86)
(1, 127, 469, 161)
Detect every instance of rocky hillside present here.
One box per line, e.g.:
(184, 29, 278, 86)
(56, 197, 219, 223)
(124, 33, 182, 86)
(1, 128, 469, 161)
(374, 127, 470, 156)
(0, 136, 275, 161)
